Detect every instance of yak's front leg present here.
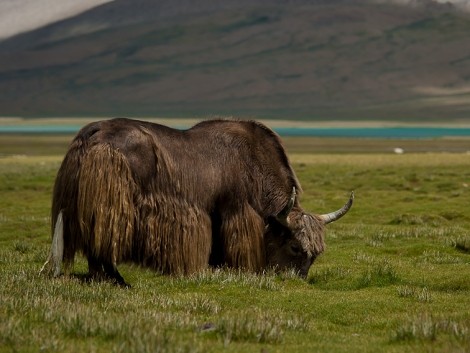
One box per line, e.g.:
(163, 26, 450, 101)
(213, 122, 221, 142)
(219, 203, 266, 271)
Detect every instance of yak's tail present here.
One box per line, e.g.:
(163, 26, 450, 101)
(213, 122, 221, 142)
(39, 210, 64, 277)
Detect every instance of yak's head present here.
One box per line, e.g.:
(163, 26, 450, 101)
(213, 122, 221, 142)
(265, 189, 354, 278)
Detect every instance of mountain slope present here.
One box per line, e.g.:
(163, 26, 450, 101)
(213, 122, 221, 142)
(1, 0, 469, 121)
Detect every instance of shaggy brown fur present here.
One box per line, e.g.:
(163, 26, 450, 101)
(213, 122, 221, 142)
(220, 203, 265, 271)
(78, 144, 135, 268)
(46, 118, 351, 285)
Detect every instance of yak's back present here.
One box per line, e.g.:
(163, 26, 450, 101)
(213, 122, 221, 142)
(189, 119, 301, 215)
(73, 118, 300, 214)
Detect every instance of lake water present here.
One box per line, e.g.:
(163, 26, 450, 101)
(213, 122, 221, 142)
(274, 127, 470, 138)
(1, 125, 470, 139)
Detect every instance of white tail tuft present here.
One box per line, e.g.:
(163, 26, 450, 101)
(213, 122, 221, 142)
(51, 211, 64, 277)
(40, 211, 64, 277)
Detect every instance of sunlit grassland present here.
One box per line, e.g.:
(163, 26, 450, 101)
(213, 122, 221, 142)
(1, 136, 469, 353)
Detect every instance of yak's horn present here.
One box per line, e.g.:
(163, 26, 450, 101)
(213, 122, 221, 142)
(276, 187, 296, 226)
(320, 191, 354, 224)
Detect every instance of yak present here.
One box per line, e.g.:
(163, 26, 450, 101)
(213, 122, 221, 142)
(41, 118, 353, 286)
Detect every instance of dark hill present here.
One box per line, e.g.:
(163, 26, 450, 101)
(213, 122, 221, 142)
(1, 0, 469, 121)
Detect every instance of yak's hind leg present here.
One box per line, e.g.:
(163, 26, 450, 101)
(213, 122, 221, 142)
(78, 144, 135, 287)
(102, 261, 129, 287)
(86, 254, 129, 287)
(220, 203, 266, 271)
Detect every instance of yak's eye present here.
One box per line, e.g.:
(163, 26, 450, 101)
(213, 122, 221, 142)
(289, 243, 302, 256)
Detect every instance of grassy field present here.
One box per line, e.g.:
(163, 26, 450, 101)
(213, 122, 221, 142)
(1, 135, 470, 353)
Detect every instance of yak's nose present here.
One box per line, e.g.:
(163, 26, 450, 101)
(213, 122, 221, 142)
(299, 259, 313, 279)
(299, 267, 309, 279)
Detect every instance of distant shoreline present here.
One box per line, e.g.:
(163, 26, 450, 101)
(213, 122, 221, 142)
(1, 117, 470, 139)
(1, 116, 470, 129)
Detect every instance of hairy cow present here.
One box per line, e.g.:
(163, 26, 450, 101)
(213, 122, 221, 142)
(41, 118, 353, 285)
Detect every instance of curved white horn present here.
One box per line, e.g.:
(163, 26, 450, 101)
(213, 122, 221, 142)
(320, 191, 354, 224)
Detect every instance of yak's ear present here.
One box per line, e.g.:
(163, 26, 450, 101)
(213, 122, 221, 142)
(266, 216, 291, 240)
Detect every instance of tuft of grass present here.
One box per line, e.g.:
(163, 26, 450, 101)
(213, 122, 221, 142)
(171, 268, 280, 291)
(450, 236, 470, 254)
(392, 313, 470, 342)
(213, 309, 307, 345)
(309, 266, 353, 290)
(352, 251, 376, 264)
(356, 260, 400, 289)
(310, 259, 399, 290)
(419, 250, 464, 264)
(216, 314, 284, 345)
(13, 240, 31, 254)
(151, 294, 221, 315)
(397, 285, 432, 302)
(389, 213, 446, 227)
(440, 211, 466, 221)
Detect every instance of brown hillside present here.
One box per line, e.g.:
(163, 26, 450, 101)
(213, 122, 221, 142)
(0, 0, 469, 121)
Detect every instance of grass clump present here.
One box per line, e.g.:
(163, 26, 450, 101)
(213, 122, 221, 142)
(389, 213, 446, 227)
(172, 268, 280, 291)
(392, 313, 470, 343)
(356, 260, 400, 289)
(396, 285, 432, 302)
(310, 259, 399, 290)
(12, 240, 32, 254)
(213, 309, 308, 346)
(216, 312, 284, 345)
(419, 250, 464, 264)
(450, 235, 470, 254)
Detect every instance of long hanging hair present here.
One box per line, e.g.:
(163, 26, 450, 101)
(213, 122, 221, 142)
(51, 128, 215, 275)
(44, 118, 309, 278)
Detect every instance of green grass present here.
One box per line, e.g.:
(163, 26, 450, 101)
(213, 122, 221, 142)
(1, 137, 470, 352)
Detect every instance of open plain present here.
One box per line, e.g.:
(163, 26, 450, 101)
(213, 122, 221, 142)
(1, 133, 469, 353)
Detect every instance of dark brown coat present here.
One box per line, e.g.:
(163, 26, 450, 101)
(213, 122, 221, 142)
(44, 118, 353, 285)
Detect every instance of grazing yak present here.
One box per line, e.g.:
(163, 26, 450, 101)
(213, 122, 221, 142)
(41, 118, 353, 286)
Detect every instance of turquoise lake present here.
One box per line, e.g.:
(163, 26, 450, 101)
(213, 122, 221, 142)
(1, 125, 470, 139)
